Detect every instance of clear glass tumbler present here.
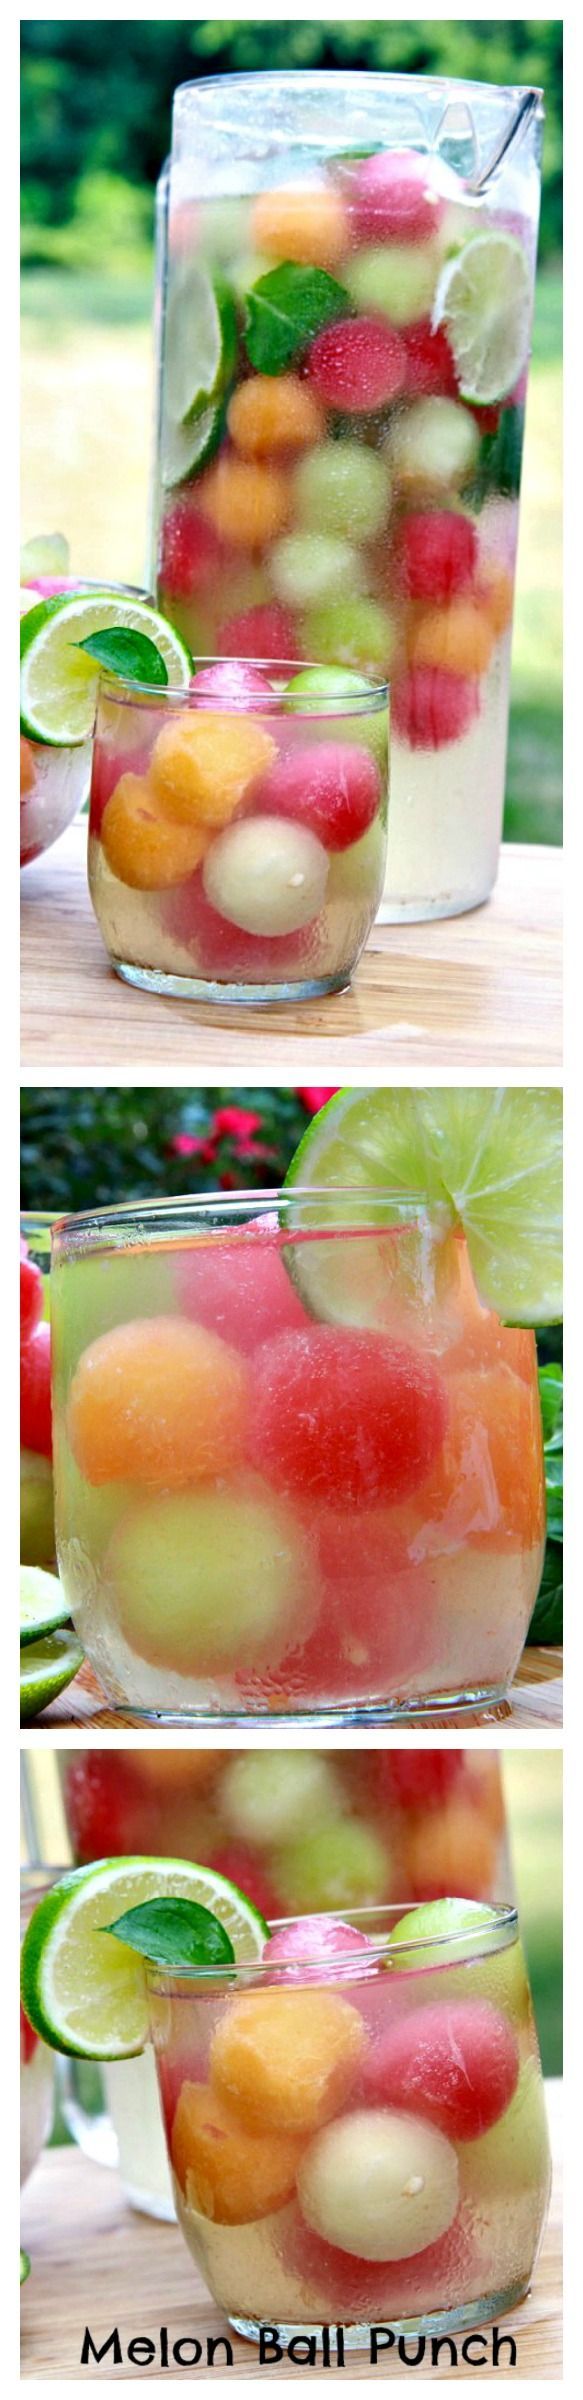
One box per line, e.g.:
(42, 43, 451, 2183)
(51, 1193, 545, 1723)
(88, 664, 388, 1002)
(20, 1213, 55, 1570)
(20, 1871, 56, 2187)
(151, 71, 543, 921)
(147, 1902, 551, 2345)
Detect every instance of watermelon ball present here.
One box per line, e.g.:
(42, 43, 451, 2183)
(306, 318, 406, 415)
(270, 532, 365, 611)
(303, 597, 396, 677)
(362, 1999, 519, 2142)
(294, 442, 391, 542)
(352, 150, 445, 247)
(396, 510, 478, 603)
(220, 1750, 345, 1848)
(20, 1250, 43, 1346)
(256, 742, 381, 852)
(347, 242, 438, 329)
(63, 1751, 140, 1863)
(158, 503, 224, 602)
(311, 1512, 436, 1698)
(373, 1750, 465, 1813)
(389, 397, 480, 490)
(192, 661, 274, 706)
(218, 602, 301, 663)
(263, 1917, 377, 1983)
(107, 1483, 315, 1674)
(179, 1213, 307, 1355)
(392, 665, 480, 749)
(402, 318, 459, 398)
(286, 2198, 474, 2321)
(206, 1845, 282, 1926)
(249, 1327, 449, 1506)
(163, 864, 320, 981)
(202, 815, 329, 937)
(297, 2107, 459, 2261)
(20, 1321, 52, 1459)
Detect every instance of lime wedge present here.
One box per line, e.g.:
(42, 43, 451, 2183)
(161, 398, 225, 491)
(20, 1859, 268, 2059)
(20, 2250, 31, 2286)
(166, 264, 237, 424)
(20, 594, 192, 745)
(20, 1566, 70, 1648)
(284, 1088, 562, 1326)
(433, 233, 532, 405)
(20, 1628, 84, 1725)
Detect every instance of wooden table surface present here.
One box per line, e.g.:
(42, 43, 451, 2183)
(21, 826, 562, 1077)
(20, 2082, 562, 2380)
(35, 1646, 562, 1733)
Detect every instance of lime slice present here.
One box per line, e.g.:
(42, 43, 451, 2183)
(20, 2250, 31, 2286)
(20, 532, 70, 582)
(20, 1859, 268, 2059)
(166, 264, 237, 424)
(161, 398, 225, 491)
(433, 233, 531, 405)
(20, 1566, 70, 1648)
(20, 1628, 84, 1725)
(20, 594, 192, 745)
(284, 1088, 562, 1326)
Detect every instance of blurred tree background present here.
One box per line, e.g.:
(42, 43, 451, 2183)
(20, 1085, 329, 1212)
(21, 19, 562, 840)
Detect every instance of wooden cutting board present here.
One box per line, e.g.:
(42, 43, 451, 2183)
(20, 2082, 562, 2380)
(21, 828, 561, 1075)
(34, 1646, 563, 1732)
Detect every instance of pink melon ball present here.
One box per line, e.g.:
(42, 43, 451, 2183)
(218, 602, 301, 663)
(249, 1327, 449, 1507)
(163, 865, 321, 979)
(362, 1997, 519, 2141)
(255, 741, 381, 852)
(263, 1916, 377, 1983)
(307, 318, 406, 415)
(178, 1213, 308, 1356)
(352, 150, 445, 246)
(192, 661, 275, 707)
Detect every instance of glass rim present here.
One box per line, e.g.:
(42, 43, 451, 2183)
(145, 1901, 519, 1995)
(51, 1185, 452, 1251)
(173, 69, 543, 110)
(97, 660, 389, 718)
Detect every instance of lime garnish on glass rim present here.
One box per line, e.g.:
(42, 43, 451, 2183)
(20, 593, 192, 746)
(20, 1859, 268, 2060)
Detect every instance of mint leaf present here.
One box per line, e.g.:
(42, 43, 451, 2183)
(244, 264, 349, 374)
(77, 629, 169, 687)
(469, 405, 525, 507)
(538, 1362, 563, 1448)
(104, 1898, 235, 1970)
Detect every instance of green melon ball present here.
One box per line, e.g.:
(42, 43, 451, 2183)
(106, 1485, 312, 1675)
(294, 443, 392, 542)
(270, 532, 365, 611)
(197, 197, 252, 264)
(20, 1449, 55, 1569)
(392, 1900, 530, 2026)
(220, 1751, 346, 1848)
(389, 397, 480, 491)
(303, 597, 396, 679)
(392, 1898, 495, 1969)
(275, 1818, 389, 1914)
(459, 2060, 551, 2202)
(284, 665, 389, 771)
(327, 813, 387, 906)
(346, 242, 439, 328)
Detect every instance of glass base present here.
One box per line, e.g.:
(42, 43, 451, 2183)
(229, 2279, 531, 2349)
(108, 1681, 510, 1728)
(377, 879, 494, 925)
(114, 959, 351, 1006)
(123, 2181, 176, 2223)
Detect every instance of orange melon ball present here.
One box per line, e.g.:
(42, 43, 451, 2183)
(132, 1752, 227, 1793)
(406, 599, 495, 678)
(210, 1989, 367, 2135)
(200, 457, 290, 547)
(417, 1362, 545, 1547)
(171, 2082, 304, 2223)
(251, 183, 348, 269)
(149, 712, 276, 830)
(20, 737, 35, 795)
(100, 774, 208, 890)
(66, 1315, 247, 1489)
(477, 562, 514, 639)
(402, 1800, 497, 1903)
(228, 374, 324, 458)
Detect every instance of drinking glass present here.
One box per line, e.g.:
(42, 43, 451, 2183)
(20, 1871, 56, 2187)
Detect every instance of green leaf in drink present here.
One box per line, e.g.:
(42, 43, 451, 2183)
(104, 1897, 236, 1971)
(77, 628, 169, 688)
(244, 262, 350, 374)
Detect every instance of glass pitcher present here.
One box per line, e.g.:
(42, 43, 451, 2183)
(150, 71, 543, 925)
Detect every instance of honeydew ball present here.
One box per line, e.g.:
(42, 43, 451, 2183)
(285, 667, 389, 774)
(203, 816, 329, 936)
(219, 1751, 346, 1848)
(346, 242, 439, 328)
(294, 443, 391, 541)
(303, 597, 396, 677)
(297, 2108, 460, 2261)
(270, 532, 364, 610)
(388, 397, 480, 491)
(106, 1485, 313, 1673)
(327, 813, 387, 905)
(275, 1819, 389, 1914)
(458, 2059, 550, 2204)
(392, 1898, 494, 1969)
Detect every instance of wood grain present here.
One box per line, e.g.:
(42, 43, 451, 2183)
(20, 2083, 562, 2380)
(33, 1646, 563, 1733)
(21, 826, 562, 1076)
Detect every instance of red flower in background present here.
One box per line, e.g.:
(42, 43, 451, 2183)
(212, 1107, 264, 1143)
(297, 1087, 339, 1114)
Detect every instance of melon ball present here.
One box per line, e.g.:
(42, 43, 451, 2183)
(101, 775, 208, 891)
(297, 2107, 459, 2261)
(458, 2059, 550, 2204)
(326, 816, 386, 906)
(149, 712, 277, 831)
(210, 1988, 367, 2134)
(352, 150, 445, 247)
(106, 1483, 314, 1673)
(388, 397, 480, 491)
(171, 2082, 303, 2223)
(263, 1918, 377, 1984)
(249, 1326, 448, 1506)
(347, 242, 439, 328)
(257, 741, 381, 852)
(392, 664, 480, 750)
(20, 1449, 55, 1569)
(192, 662, 274, 706)
(179, 1215, 307, 1355)
(202, 815, 329, 937)
(200, 457, 291, 547)
(402, 1799, 497, 1906)
(294, 443, 391, 541)
(396, 509, 478, 602)
(66, 1317, 247, 1489)
(250, 182, 348, 270)
(275, 1820, 389, 1916)
(406, 599, 495, 679)
(227, 375, 324, 458)
(303, 597, 396, 676)
(219, 1751, 345, 1848)
(307, 317, 406, 414)
(270, 532, 364, 610)
(362, 1999, 519, 2141)
(392, 1899, 496, 1969)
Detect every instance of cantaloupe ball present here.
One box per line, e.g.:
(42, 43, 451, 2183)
(200, 457, 291, 546)
(66, 1316, 247, 1488)
(389, 398, 480, 491)
(228, 376, 324, 458)
(149, 713, 277, 831)
(346, 242, 439, 328)
(406, 599, 495, 678)
(203, 815, 329, 937)
(210, 1989, 367, 2134)
(171, 2082, 304, 2223)
(250, 183, 348, 269)
(477, 561, 515, 638)
(417, 1362, 545, 1547)
(297, 2107, 460, 2260)
(20, 738, 36, 796)
(402, 1800, 497, 1906)
(101, 775, 208, 890)
(106, 1482, 313, 1673)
